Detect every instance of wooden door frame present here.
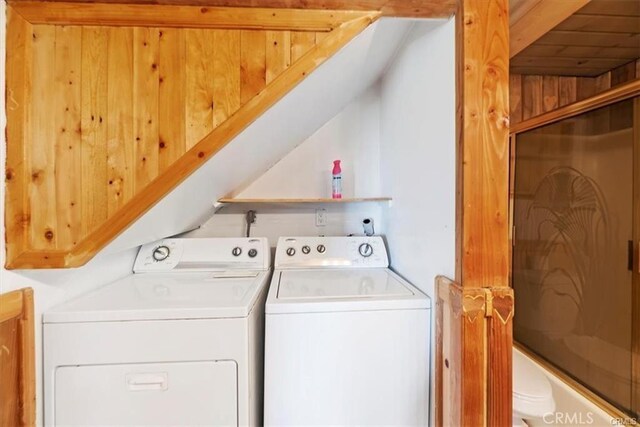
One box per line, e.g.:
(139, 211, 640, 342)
(0, 288, 35, 427)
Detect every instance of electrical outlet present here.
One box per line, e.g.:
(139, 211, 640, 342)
(315, 209, 327, 227)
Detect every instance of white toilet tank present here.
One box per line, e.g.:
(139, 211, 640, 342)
(513, 349, 555, 423)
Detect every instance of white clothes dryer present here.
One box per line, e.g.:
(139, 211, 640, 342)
(44, 237, 271, 427)
(264, 236, 431, 426)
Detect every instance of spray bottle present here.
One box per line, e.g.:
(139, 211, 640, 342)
(332, 160, 342, 199)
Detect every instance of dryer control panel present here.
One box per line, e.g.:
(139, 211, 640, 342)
(275, 236, 389, 269)
(134, 237, 270, 272)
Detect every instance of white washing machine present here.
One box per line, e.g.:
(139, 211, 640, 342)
(264, 236, 431, 426)
(44, 237, 271, 427)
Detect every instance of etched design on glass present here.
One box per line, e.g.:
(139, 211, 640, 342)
(519, 166, 614, 336)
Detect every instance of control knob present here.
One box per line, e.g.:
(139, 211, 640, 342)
(286, 247, 296, 256)
(301, 245, 311, 254)
(248, 248, 258, 258)
(317, 244, 326, 254)
(359, 243, 373, 258)
(152, 245, 171, 262)
(232, 247, 242, 257)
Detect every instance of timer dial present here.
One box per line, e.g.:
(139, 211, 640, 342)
(358, 243, 373, 258)
(152, 245, 171, 262)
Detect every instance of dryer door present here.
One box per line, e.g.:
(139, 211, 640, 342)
(55, 360, 237, 426)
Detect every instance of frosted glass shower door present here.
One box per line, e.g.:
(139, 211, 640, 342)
(513, 97, 637, 417)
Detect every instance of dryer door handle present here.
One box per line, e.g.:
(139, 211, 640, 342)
(126, 373, 168, 391)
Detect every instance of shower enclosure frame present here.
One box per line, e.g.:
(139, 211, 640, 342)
(509, 79, 640, 419)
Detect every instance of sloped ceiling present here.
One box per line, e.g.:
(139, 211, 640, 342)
(105, 18, 416, 253)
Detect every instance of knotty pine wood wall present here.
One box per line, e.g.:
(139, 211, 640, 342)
(31, 25, 320, 250)
(511, 59, 640, 124)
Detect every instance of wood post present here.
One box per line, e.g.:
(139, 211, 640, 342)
(436, 0, 513, 425)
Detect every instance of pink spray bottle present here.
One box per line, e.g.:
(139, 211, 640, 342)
(332, 160, 342, 199)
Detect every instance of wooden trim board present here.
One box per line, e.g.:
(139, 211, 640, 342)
(9, 1, 371, 30)
(7, 0, 456, 18)
(438, 0, 513, 425)
(511, 79, 640, 134)
(0, 288, 35, 427)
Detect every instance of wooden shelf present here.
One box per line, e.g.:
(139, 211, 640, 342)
(218, 197, 392, 204)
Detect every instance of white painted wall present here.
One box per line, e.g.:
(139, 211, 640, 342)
(380, 20, 456, 299)
(238, 86, 382, 199)
(0, 5, 137, 425)
(189, 86, 385, 242)
(379, 19, 456, 424)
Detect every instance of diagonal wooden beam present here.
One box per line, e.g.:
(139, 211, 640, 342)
(9, 1, 371, 31)
(510, 0, 591, 58)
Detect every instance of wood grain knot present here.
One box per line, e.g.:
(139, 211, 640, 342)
(198, 152, 205, 158)
(445, 359, 449, 368)
(5, 169, 14, 181)
(44, 230, 54, 240)
(200, 7, 208, 13)
(159, 141, 166, 149)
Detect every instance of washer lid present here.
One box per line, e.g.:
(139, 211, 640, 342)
(44, 271, 269, 323)
(266, 268, 430, 314)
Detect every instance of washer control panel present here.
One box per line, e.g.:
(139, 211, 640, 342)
(275, 236, 388, 269)
(134, 237, 270, 272)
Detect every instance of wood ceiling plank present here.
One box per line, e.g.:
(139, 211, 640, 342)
(542, 75, 559, 112)
(106, 27, 135, 216)
(132, 27, 161, 190)
(80, 27, 109, 235)
(510, 74, 523, 123)
(536, 30, 640, 48)
(578, 0, 640, 16)
(240, 30, 267, 104)
(291, 31, 316, 62)
(53, 25, 83, 249)
(510, 66, 609, 77)
(559, 76, 578, 106)
(30, 25, 57, 249)
(522, 75, 543, 120)
(5, 8, 32, 262)
(158, 28, 186, 171)
(509, 0, 542, 26)
(9, 1, 373, 30)
(212, 30, 241, 127)
(510, 0, 591, 58)
(266, 31, 291, 84)
(185, 29, 216, 148)
(611, 60, 637, 86)
(556, 14, 640, 34)
(7, 0, 456, 18)
(517, 44, 640, 60)
(511, 56, 632, 69)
